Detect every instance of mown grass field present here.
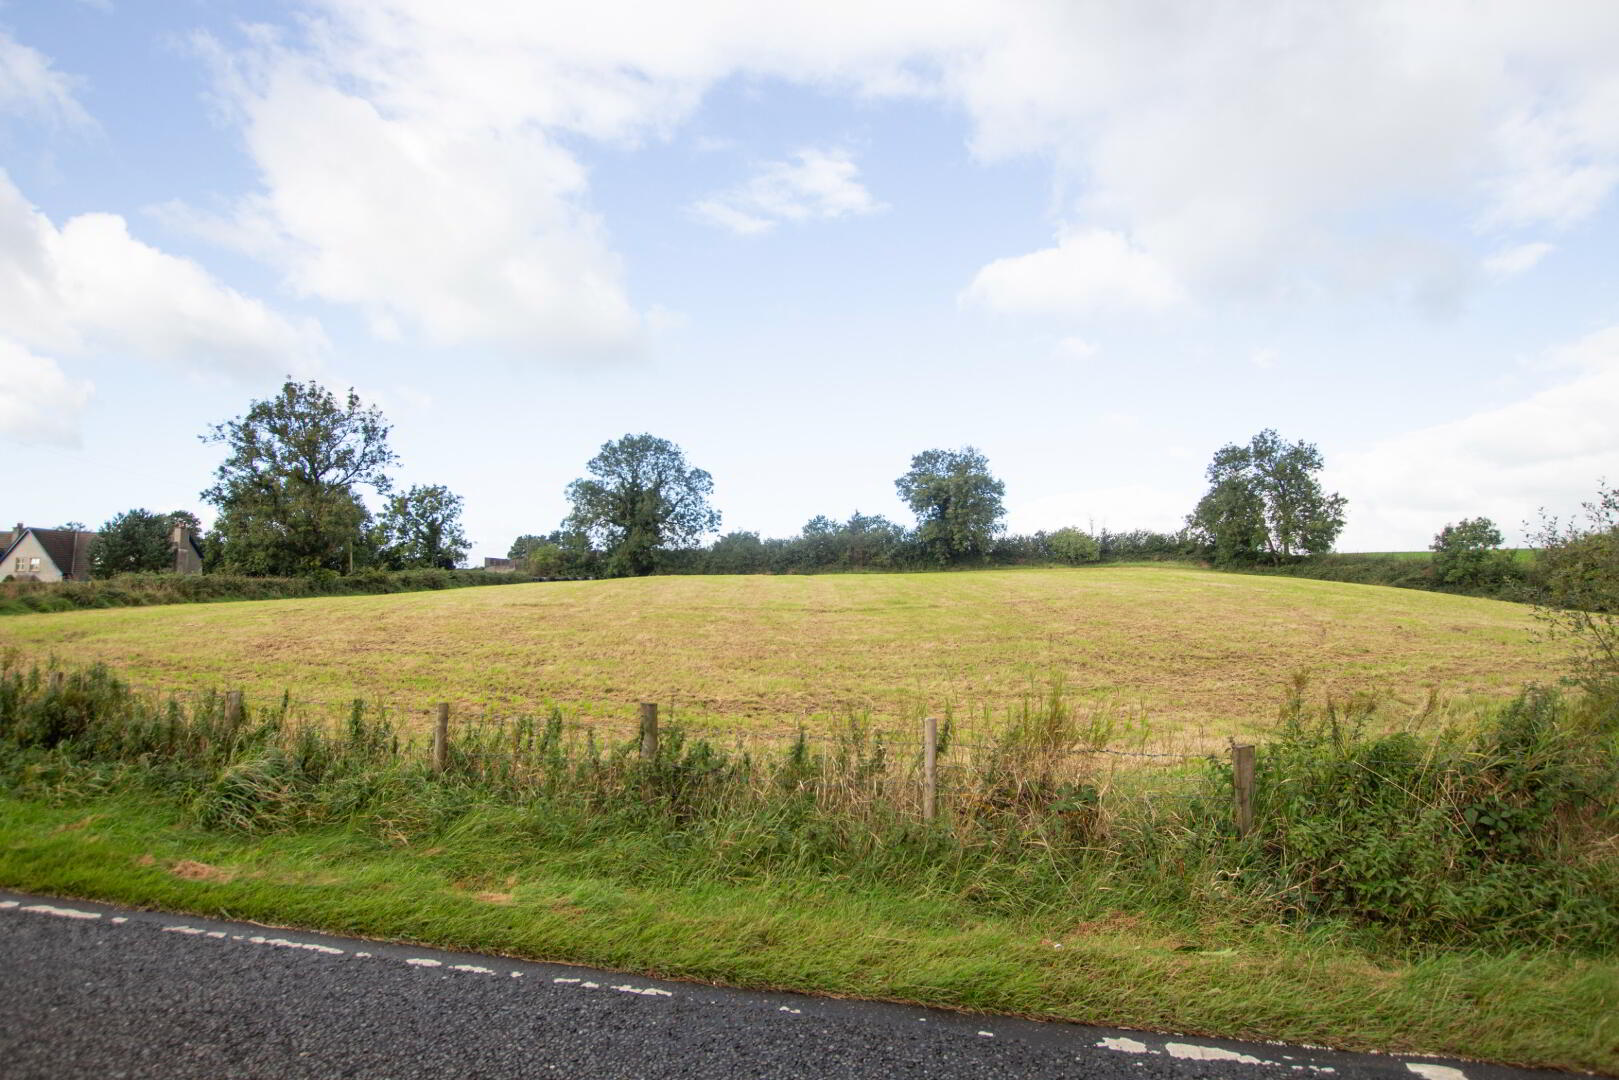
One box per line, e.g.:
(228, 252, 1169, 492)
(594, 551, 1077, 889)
(0, 566, 1560, 744)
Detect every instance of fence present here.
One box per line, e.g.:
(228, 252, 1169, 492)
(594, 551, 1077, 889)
(117, 677, 1258, 835)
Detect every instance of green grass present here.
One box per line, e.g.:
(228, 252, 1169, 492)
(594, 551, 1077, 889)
(3, 790, 1614, 1073)
(0, 566, 1562, 745)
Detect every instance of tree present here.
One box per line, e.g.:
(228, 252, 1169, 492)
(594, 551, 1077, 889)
(377, 484, 470, 569)
(202, 380, 397, 576)
(895, 447, 1006, 564)
(563, 434, 720, 577)
(1188, 429, 1346, 564)
(1431, 517, 1513, 587)
(89, 509, 174, 576)
(1048, 527, 1101, 565)
(1527, 483, 1619, 698)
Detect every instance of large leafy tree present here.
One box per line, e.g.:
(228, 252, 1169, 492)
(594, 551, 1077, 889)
(89, 509, 174, 576)
(1431, 517, 1514, 587)
(564, 434, 720, 577)
(377, 484, 470, 569)
(1188, 429, 1346, 563)
(895, 446, 1006, 564)
(202, 380, 397, 576)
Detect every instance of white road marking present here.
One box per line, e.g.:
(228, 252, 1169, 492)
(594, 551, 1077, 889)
(406, 958, 443, 968)
(1097, 1038, 1151, 1054)
(247, 935, 344, 955)
(451, 964, 496, 975)
(21, 904, 101, 920)
(163, 925, 207, 935)
(510, 972, 523, 978)
(355, 952, 372, 958)
(1166, 1043, 1269, 1065)
(777, 1006, 802, 1014)
(613, 984, 674, 997)
(977, 1031, 994, 1038)
(1408, 1065, 1468, 1080)
(554, 977, 580, 984)
(110, 917, 127, 924)
(0, 901, 19, 909)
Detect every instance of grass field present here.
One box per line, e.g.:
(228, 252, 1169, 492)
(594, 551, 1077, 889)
(0, 566, 1561, 743)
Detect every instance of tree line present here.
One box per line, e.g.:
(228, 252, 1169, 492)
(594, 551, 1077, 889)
(72, 378, 1539, 594)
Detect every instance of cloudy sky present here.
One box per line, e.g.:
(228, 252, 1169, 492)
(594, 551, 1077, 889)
(3, 0, 1617, 559)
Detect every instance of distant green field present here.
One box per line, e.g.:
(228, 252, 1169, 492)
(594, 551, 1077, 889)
(0, 566, 1560, 745)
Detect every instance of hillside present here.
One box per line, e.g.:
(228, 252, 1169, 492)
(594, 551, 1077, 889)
(0, 566, 1560, 741)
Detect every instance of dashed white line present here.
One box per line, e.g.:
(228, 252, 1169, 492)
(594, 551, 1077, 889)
(0, 900, 20, 909)
(777, 1006, 802, 1014)
(406, 958, 443, 968)
(21, 904, 101, 920)
(1097, 1037, 1152, 1054)
(451, 964, 496, 975)
(612, 984, 674, 997)
(977, 1031, 994, 1038)
(1166, 1043, 1270, 1065)
(1408, 1065, 1468, 1080)
(247, 935, 344, 956)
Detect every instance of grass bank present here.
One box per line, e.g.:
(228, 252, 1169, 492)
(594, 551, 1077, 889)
(0, 567, 551, 617)
(0, 567, 1560, 741)
(1, 661, 1615, 1070)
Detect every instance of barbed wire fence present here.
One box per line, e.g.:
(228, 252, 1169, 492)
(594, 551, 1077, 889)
(113, 678, 1256, 833)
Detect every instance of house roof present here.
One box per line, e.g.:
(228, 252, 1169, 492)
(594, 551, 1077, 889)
(23, 529, 99, 579)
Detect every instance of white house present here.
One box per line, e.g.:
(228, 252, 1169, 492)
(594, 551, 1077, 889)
(1, 522, 204, 581)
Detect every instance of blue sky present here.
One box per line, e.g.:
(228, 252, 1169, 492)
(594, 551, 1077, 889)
(3, 1, 1617, 560)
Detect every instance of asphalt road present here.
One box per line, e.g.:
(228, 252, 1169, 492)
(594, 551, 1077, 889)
(0, 889, 1567, 1080)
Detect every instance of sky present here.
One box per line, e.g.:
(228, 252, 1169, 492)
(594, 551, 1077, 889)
(1, 0, 1617, 561)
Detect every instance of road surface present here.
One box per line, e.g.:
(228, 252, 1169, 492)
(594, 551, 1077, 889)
(0, 889, 1564, 1080)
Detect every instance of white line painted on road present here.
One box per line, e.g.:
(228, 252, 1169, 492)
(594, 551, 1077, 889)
(1097, 1038, 1152, 1054)
(110, 917, 127, 924)
(21, 904, 101, 920)
(247, 935, 344, 956)
(777, 1006, 802, 1014)
(554, 977, 580, 984)
(452, 964, 496, 975)
(406, 958, 443, 968)
(613, 984, 674, 997)
(978, 1031, 994, 1038)
(1166, 1043, 1270, 1065)
(1408, 1065, 1468, 1080)
(0, 900, 19, 909)
(164, 924, 207, 935)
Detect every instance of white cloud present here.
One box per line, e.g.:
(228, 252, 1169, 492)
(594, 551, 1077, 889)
(692, 147, 883, 235)
(0, 170, 323, 378)
(963, 228, 1183, 316)
(1483, 241, 1555, 278)
(1249, 348, 1281, 370)
(0, 30, 89, 127)
(1330, 326, 1619, 550)
(1056, 336, 1098, 359)
(180, 2, 1619, 345)
(0, 339, 92, 447)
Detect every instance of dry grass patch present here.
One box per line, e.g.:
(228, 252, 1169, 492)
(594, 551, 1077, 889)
(0, 567, 1561, 741)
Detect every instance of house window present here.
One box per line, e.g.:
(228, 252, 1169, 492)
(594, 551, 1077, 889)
(29, 557, 39, 571)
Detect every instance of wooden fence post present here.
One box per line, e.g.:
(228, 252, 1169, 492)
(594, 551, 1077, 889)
(640, 702, 659, 761)
(434, 703, 450, 775)
(1231, 743, 1256, 836)
(225, 690, 244, 726)
(48, 671, 63, 693)
(922, 716, 939, 823)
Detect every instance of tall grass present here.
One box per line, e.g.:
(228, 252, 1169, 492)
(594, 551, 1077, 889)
(2, 656, 1614, 953)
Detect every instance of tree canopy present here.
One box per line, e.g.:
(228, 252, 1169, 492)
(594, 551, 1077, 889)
(1188, 429, 1346, 563)
(895, 447, 1006, 564)
(564, 434, 720, 577)
(377, 484, 470, 569)
(89, 508, 174, 577)
(1431, 517, 1513, 587)
(201, 380, 398, 576)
